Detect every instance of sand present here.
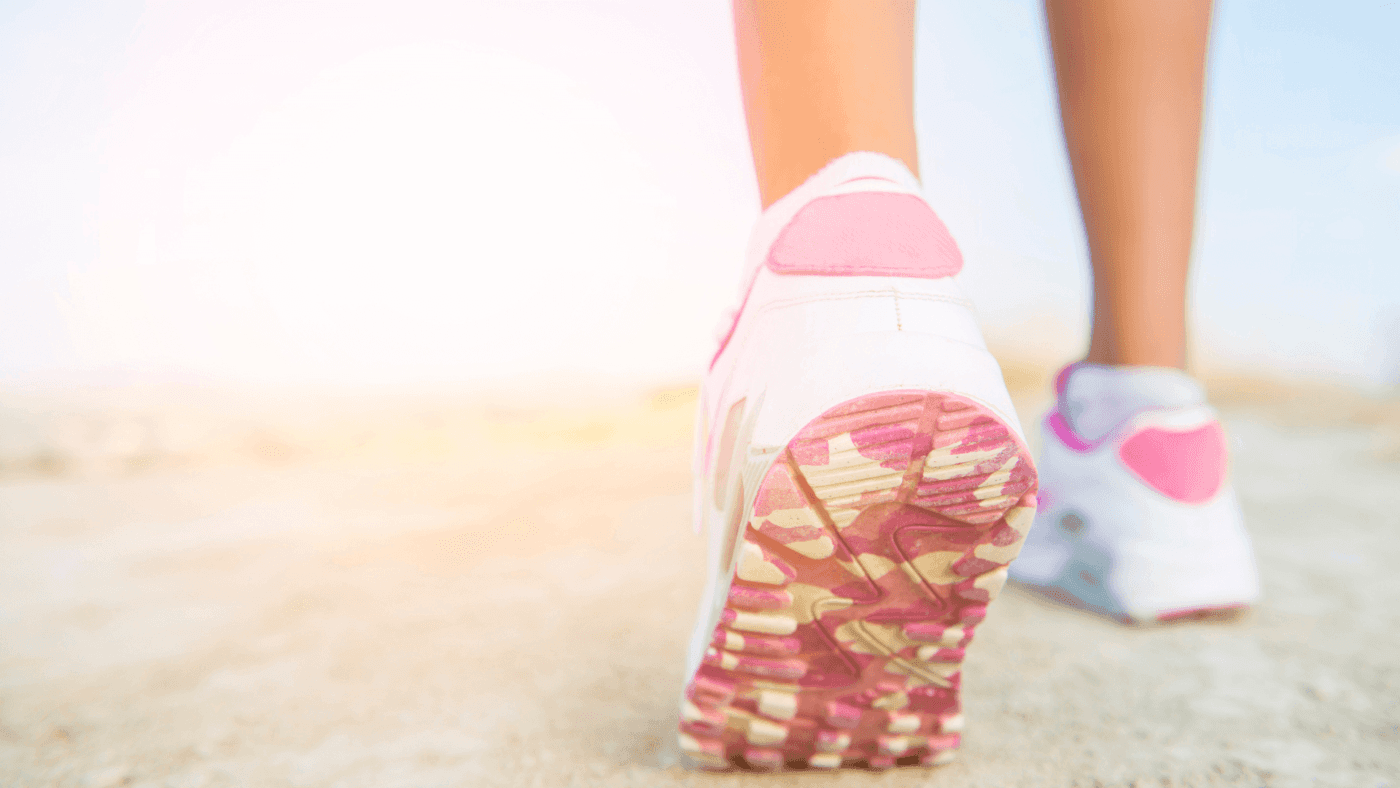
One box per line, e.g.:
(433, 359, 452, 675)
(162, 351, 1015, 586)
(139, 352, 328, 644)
(0, 373, 1397, 787)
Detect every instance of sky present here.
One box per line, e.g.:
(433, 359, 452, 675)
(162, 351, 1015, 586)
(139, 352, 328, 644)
(1, 0, 1397, 390)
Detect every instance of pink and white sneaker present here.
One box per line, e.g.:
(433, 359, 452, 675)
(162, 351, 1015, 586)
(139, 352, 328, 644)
(677, 153, 1039, 771)
(1008, 363, 1260, 623)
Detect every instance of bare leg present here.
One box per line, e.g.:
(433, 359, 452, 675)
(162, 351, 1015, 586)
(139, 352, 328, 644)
(734, 0, 919, 209)
(1046, 0, 1214, 369)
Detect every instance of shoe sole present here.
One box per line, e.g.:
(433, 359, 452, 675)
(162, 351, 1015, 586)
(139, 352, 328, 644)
(679, 390, 1038, 771)
(1015, 580, 1252, 626)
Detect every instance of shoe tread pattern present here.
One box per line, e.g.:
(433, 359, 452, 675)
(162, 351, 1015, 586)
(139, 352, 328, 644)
(679, 391, 1037, 771)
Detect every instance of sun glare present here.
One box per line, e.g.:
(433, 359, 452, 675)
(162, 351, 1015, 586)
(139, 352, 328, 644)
(70, 44, 671, 385)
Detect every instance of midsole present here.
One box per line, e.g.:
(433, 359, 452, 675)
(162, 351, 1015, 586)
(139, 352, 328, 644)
(736, 331, 1023, 451)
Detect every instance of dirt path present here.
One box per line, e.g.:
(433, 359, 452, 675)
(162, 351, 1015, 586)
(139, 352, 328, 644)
(0, 382, 1396, 787)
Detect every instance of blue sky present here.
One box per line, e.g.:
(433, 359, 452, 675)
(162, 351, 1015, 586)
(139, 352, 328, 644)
(914, 0, 1400, 384)
(0, 1, 1397, 387)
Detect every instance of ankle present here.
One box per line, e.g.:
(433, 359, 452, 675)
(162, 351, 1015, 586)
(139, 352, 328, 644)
(1085, 329, 1187, 369)
(1084, 348, 1186, 370)
(1059, 363, 1206, 441)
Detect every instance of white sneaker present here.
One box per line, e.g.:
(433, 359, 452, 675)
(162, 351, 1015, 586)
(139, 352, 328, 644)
(1008, 363, 1260, 623)
(677, 153, 1039, 771)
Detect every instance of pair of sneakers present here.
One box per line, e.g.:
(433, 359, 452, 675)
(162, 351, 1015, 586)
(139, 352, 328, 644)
(677, 153, 1259, 771)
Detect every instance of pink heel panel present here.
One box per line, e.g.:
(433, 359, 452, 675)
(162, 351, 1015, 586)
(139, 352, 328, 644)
(765, 193, 963, 279)
(1118, 422, 1227, 504)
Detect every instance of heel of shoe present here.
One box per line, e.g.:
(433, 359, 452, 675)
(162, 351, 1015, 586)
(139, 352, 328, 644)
(679, 389, 1038, 771)
(741, 330, 1025, 453)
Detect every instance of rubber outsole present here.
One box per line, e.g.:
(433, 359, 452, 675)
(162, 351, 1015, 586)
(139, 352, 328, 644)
(1014, 581, 1251, 626)
(679, 390, 1038, 771)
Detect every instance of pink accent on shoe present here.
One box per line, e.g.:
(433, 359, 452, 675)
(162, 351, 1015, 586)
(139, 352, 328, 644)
(1053, 363, 1082, 397)
(709, 191, 957, 370)
(1118, 422, 1227, 504)
(765, 193, 963, 279)
(679, 391, 1036, 771)
(710, 290, 751, 370)
(1154, 602, 1249, 622)
(727, 585, 793, 611)
(1047, 412, 1099, 453)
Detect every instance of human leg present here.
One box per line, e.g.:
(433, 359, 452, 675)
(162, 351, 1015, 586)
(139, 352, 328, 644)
(1009, 0, 1259, 621)
(1046, 0, 1213, 369)
(735, 0, 919, 207)
(677, 1, 1039, 771)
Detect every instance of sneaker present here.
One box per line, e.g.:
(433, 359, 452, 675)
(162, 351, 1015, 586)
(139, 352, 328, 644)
(677, 152, 1039, 771)
(1008, 363, 1260, 623)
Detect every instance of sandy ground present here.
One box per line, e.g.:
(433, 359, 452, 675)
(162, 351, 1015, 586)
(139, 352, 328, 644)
(1, 370, 1398, 787)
